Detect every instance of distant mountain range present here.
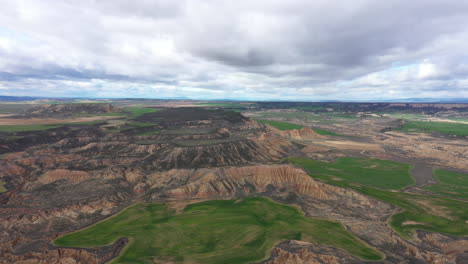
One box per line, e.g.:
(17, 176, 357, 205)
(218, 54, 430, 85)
(377, 98, 468, 103)
(0, 95, 45, 101)
(0, 95, 467, 103)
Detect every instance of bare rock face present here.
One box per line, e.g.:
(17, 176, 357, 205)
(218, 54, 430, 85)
(264, 247, 340, 264)
(162, 165, 329, 199)
(258, 240, 363, 264)
(38, 169, 91, 184)
(278, 127, 324, 140)
(1, 107, 466, 264)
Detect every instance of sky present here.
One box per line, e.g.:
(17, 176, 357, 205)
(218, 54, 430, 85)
(0, 0, 468, 101)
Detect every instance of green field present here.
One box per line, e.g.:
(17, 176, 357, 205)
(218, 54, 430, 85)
(0, 180, 6, 192)
(138, 130, 161, 136)
(127, 122, 158, 127)
(287, 157, 414, 190)
(125, 107, 162, 117)
(0, 124, 62, 132)
(423, 170, 468, 199)
(400, 120, 468, 136)
(255, 119, 304, 130)
(313, 128, 346, 137)
(54, 197, 382, 263)
(288, 158, 468, 238)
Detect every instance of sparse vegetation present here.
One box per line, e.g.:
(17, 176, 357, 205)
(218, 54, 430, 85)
(125, 107, 162, 117)
(0, 124, 62, 132)
(0, 180, 6, 193)
(54, 197, 383, 263)
(127, 122, 158, 127)
(423, 170, 468, 199)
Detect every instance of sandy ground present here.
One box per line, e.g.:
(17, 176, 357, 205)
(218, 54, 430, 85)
(301, 145, 331, 152)
(424, 117, 468, 124)
(0, 116, 122, 125)
(315, 140, 383, 151)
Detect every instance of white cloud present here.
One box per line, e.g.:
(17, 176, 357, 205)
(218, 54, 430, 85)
(0, 0, 467, 100)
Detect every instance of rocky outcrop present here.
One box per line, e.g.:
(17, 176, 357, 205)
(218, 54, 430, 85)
(278, 127, 324, 140)
(258, 240, 363, 264)
(264, 247, 340, 264)
(0, 248, 99, 264)
(162, 165, 329, 199)
(38, 169, 91, 184)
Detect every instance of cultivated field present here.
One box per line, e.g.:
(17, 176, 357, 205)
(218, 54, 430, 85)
(289, 158, 468, 238)
(54, 197, 382, 263)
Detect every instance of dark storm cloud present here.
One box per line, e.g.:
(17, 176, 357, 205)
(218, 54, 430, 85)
(0, 0, 467, 100)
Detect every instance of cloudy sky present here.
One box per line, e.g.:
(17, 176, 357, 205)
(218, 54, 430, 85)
(1, 0, 468, 101)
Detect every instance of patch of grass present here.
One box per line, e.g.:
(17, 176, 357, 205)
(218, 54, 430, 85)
(358, 187, 468, 238)
(313, 128, 346, 137)
(54, 197, 383, 263)
(423, 170, 468, 199)
(138, 130, 161, 136)
(127, 122, 158, 127)
(256, 119, 304, 131)
(287, 157, 414, 190)
(399, 120, 468, 136)
(0, 124, 62, 132)
(125, 107, 162, 117)
(0, 180, 6, 193)
(288, 158, 468, 238)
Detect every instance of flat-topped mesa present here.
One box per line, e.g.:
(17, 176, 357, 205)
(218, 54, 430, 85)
(20, 103, 123, 117)
(162, 165, 329, 200)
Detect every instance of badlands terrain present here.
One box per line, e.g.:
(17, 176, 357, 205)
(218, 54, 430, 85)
(0, 99, 467, 264)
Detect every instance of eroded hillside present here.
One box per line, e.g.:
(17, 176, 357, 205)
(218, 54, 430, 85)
(0, 104, 467, 264)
